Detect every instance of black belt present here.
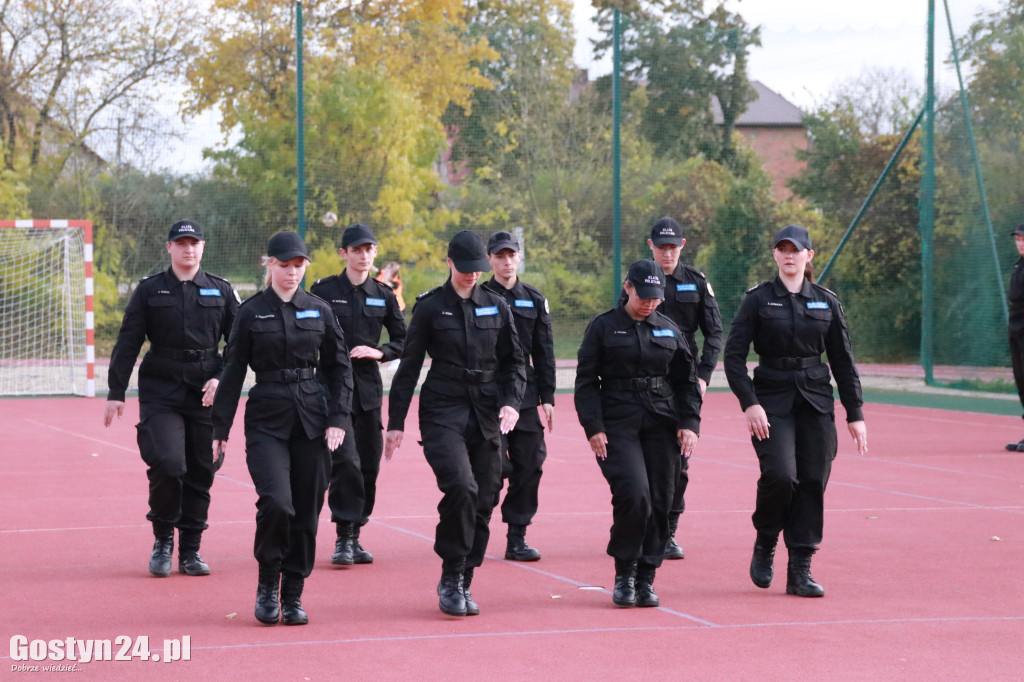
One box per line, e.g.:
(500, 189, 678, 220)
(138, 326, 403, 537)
(430, 362, 495, 384)
(759, 356, 822, 370)
(150, 346, 218, 361)
(255, 368, 316, 383)
(602, 376, 666, 391)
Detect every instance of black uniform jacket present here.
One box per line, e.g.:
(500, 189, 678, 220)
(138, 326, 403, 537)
(481, 276, 556, 409)
(212, 287, 353, 442)
(310, 271, 406, 411)
(617, 263, 722, 385)
(108, 267, 238, 404)
(387, 280, 526, 439)
(574, 304, 702, 439)
(1009, 257, 1024, 337)
(724, 277, 863, 422)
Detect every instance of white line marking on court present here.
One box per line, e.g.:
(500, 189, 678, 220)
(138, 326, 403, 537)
(23, 418, 137, 453)
(707, 458, 1024, 508)
(2, 614, 1007, 657)
(370, 519, 719, 627)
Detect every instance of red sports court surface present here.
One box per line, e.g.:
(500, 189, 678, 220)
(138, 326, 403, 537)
(2, 393, 1023, 680)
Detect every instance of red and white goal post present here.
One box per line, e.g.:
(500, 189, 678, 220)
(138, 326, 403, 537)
(0, 220, 94, 397)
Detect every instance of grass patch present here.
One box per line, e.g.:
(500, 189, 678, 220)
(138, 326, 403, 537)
(934, 378, 1017, 394)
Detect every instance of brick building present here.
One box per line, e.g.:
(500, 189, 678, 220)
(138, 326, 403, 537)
(714, 81, 807, 200)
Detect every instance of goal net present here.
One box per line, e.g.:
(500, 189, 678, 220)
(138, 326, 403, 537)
(0, 220, 94, 397)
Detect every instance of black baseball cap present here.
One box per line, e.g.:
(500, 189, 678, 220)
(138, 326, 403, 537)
(486, 230, 520, 254)
(1011, 223, 1024, 237)
(650, 217, 683, 246)
(626, 259, 666, 299)
(773, 224, 812, 251)
(167, 219, 204, 242)
(267, 230, 310, 262)
(342, 223, 377, 249)
(448, 230, 489, 273)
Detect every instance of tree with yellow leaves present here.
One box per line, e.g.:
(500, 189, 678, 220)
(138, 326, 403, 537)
(184, 0, 497, 268)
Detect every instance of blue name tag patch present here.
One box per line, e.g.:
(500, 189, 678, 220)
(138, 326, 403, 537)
(652, 329, 675, 338)
(199, 288, 221, 296)
(365, 297, 386, 307)
(807, 301, 829, 310)
(295, 310, 321, 319)
(475, 306, 499, 317)
(514, 299, 534, 308)
(676, 284, 697, 292)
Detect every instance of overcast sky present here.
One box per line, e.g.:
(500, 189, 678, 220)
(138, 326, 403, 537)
(571, 0, 1007, 108)
(168, 1, 1007, 173)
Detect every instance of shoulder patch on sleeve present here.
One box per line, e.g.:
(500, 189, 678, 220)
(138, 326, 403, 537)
(416, 286, 442, 301)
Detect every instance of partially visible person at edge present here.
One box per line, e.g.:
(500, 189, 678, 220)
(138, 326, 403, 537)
(481, 230, 556, 562)
(621, 216, 722, 561)
(212, 230, 353, 626)
(310, 223, 406, 566)
(575, 259, 701, 609)
(384, 230, 526, 617)
(376, 261, 406, 312)
(1005, 223, 1024, 452)
(723, 224, 868, 599)
(104, 219, 238, 579)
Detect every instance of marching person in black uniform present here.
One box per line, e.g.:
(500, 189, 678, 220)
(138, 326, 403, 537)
(575, 260, 701, 608)
(724, 225, 868, 598)
(212, 231, 352, 626)
(104, 219, 238, 578)
(1004, 223, 1024, 451)
(384, 230, 525, 617)
(482, 230, 556, 562)
(310, 223, 406, 565)
(645, 217, 722, 560)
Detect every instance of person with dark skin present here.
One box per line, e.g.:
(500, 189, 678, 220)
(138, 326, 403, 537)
(384, 230, 525, 617)
(724, 225, 868, 598)
(641, 217, 722, 560)
(575, 259, 701, 608)
(212, 231, 352, 625)
(311, 224, 406, 565)
(482, 230, 556, 562)
(1005, 223, 1024, 452)
(104, 219, 238, 578)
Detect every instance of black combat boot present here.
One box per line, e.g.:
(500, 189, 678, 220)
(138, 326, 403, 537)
(178, 531, 211, 576)
(505, 524, 541, 561)
(462, 566, 480, 616)
(634, 563, 660, 608)
(612, 558, 637, 607)
(148, 525, 174, 577)
(750, 533, 778, 589)
(437, 558, 467, 616)
(254, 565, 281, 624)
(352, 525, 374, 564)
(280, 573, 308, 625)
(664, 512, 685, 560)
(331, 522, 355, 566)
(786, 547, 825, 598)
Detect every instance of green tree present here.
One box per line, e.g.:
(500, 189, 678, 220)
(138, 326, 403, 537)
(591, 0, 759, 166)
(789, 85, 925, 361)
(184, 0, 496, 274)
